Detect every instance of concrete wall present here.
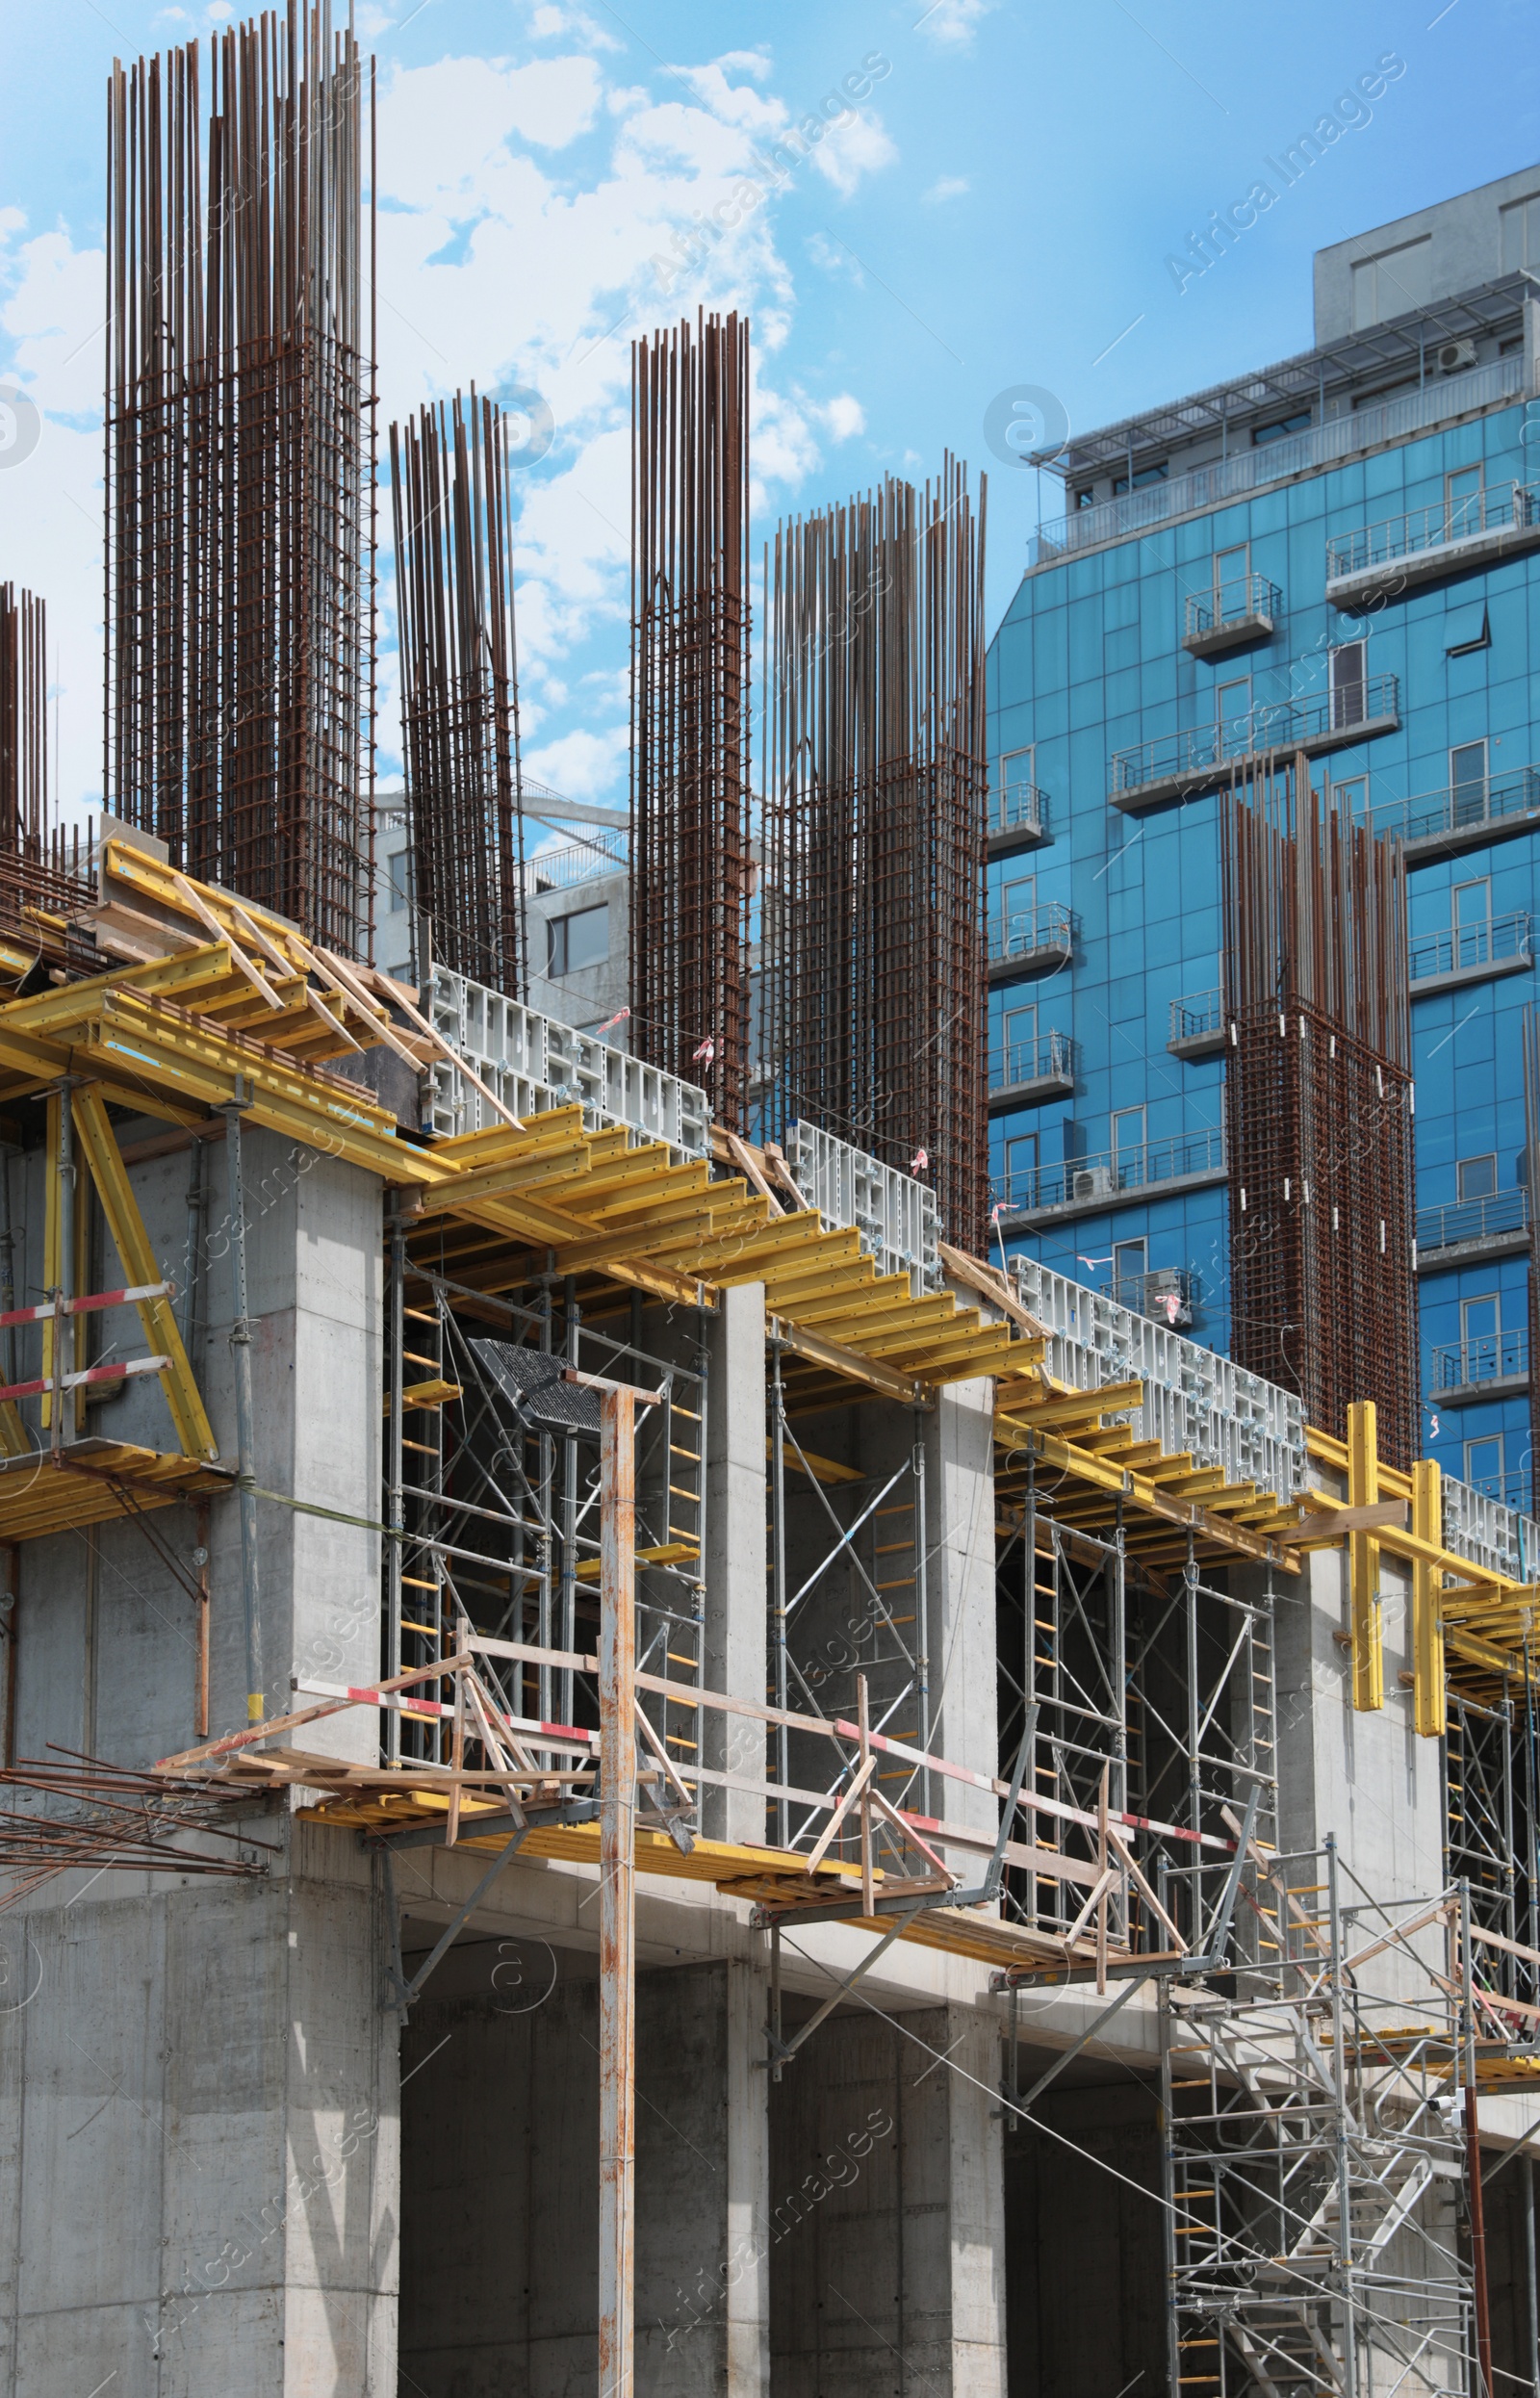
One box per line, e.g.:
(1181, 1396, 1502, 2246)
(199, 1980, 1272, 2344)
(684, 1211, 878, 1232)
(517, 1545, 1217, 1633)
(769, 1999, 1006, 2398)
(398, 1953, 768, 2395)
(0, 1123, 395, 2390)
(1314, 160, 1540, 339)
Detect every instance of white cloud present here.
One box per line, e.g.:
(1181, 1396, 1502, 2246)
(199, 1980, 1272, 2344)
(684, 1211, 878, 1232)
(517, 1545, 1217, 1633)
(923, 174, 969, 203)
(523, 723, 629, 802)
(913, 0, 996, 45)
(809, 111, 897, 198)
(817, 394, 865, 441)
(807, 230, 864, 285)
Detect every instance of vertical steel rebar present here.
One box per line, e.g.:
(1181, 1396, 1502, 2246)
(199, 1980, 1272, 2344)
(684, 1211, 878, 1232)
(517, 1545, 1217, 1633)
(598, 1382, 638, 2398)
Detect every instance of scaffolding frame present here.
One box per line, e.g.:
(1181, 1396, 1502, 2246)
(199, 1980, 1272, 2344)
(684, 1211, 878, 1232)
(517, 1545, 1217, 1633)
(1161, 1847, 1476, 2398)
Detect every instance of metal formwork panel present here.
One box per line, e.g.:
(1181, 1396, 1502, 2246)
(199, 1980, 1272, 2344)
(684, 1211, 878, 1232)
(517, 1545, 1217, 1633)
(1011, 1257, 1305, 1506)
(1442, 1476, 1540, 1582)
(425, 966, 709, 1158)
(786, 1121, 941, 1298)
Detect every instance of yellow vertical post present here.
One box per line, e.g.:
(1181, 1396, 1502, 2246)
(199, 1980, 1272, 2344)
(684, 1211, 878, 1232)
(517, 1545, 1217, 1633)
(39, 1093, 61, 1432)
(1348, 1399, 1383, 1712)
(71, 1151, 90, 1435)
(1411, 1457, 1444, 1739)
(70, 1088, 217, 1459)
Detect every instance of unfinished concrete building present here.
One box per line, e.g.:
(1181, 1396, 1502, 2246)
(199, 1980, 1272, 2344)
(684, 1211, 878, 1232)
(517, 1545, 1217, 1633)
(7, 14, 1540, 2396)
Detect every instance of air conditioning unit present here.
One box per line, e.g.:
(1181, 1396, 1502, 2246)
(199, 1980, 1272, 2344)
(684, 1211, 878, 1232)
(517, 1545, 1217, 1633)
(1071, 1166, 1115, 1201)
(1437, 338, 1477, 374)
(1143, 1269, 1193, 1328)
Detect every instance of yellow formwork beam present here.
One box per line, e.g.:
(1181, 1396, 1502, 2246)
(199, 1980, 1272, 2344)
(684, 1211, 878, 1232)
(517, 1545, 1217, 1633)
(71, 1086, 218, 1460)
(1412, 1457, 1444, 1739)
(1348, 1400, 1383, 1712)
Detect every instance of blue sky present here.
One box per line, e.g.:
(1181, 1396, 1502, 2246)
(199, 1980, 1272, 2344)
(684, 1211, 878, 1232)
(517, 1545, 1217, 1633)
(3, 0, 1536, 821)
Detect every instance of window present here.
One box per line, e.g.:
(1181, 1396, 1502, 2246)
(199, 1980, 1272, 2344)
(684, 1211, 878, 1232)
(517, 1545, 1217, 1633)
(1329, 640, 1366, 730)
(1450, 741, 1489, 822)
(1111, 1106, 1145, 1160)
(1349, 236, 1432, 330)
(1113, 460, 1168, 495)
(1444, 606, 1489, 657)
(1113, 1237, 1147, 1296)
(547, 901, 609, 977)
(1002, 873, 1037, 937)
(1463, 1433, 1505, 1497)
(1075, 487, 1098, 510)
(1214, 544, 1249, 618)
(1450, 876, 1491, 970)
(1218, 677, 1252, 757)
(1004, 1133, 1039, 1200)
(1446, 464, 1483, 537)
(1331, 775, 1368, 825)
(1251, 410, 1310, 448)
(998, 747, 1038, 829)
(387, 850, 410, 913)
(1461, 1294, 1500, 1347)
(1501, 193, 1540, 272)
(1457, 1154, 1498, 1203)
(1002, 1003, 1038, 1076)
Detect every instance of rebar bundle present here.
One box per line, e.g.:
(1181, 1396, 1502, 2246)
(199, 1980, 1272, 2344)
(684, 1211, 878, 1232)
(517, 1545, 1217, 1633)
(629, 313, 751, 1129)
(762, 460, 988, 1247)
(104, 2, 375, 956)
(0, 585, 93, 940)
(1222, 758, 1418, 1466)
(391, 391, 526, 996)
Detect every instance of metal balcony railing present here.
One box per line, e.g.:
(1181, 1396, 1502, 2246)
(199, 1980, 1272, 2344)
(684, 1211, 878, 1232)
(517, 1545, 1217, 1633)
(988, 1029, 1074, 1093)
(986, 900, 1073, 967)
(1367, 762, 1540, 849)
(528, 827, 629, 890)
(1028, 355, 1527, 566)
(1183, 574, 1279, 642)
(1101, 1267, 1198, 1324)
(1431, 1328, 1528, 1391)
(988, 777, 1047, 840)
(1169, 988, 1223, 1044)
(1326, 479, 1540, 583)
(1416, 1186, 1528, 1254)
(1407, 908, 1530, 985)
(993, 1125, 1225, 1219)
(1108, 677, 1399, 799)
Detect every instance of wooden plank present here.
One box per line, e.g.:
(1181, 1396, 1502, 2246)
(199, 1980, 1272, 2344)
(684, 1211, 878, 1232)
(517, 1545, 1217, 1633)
(1279, 1498, 1409, 1545)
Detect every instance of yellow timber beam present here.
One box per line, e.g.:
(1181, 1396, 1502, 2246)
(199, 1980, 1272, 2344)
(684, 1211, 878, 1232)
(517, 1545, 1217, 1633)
(1412, 1458, 1445, 1739)
(1348, 1400, 1383, 1712)
(72, 1087, 218, 1460)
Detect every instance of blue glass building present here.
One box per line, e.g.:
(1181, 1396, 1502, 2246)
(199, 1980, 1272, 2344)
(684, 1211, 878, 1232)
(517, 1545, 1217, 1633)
(986, 167, 1540, 1510)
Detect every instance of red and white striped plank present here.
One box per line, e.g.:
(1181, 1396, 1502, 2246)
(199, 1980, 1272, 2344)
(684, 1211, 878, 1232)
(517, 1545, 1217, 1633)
(0, 1353, 170, 1405)
(0, 1279, 172, 1330)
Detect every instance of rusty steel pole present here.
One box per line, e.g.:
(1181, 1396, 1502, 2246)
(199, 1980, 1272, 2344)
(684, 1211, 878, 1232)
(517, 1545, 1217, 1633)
(599, 1378, 638, 2398)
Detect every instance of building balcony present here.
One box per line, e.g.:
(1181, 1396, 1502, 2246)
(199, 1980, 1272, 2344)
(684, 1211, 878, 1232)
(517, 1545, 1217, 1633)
(1168, 988, 1225, 1060)
(1100, 1266, 1198, 1327)
(1430, 1328, 1529, 1405)
(993, 1125, 1226, 1228)
(1416, 1185, 1529, 1270)
(987, 778, 1049, 858)
(1107, 677, 1399, 813)
(1181, 574, 1279, 660)
(1325, 479, 1540, 608)
(1407, 909, 1531, 995)
(987, 1029, 1075, 1110)
(987, 901, 1073, 981)
(1369, 762, 1540, 863)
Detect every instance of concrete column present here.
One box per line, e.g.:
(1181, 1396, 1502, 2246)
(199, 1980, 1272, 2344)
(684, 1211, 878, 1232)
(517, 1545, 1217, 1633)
(769, 1998, 1006, 2397)
(923, 1374, 998, 1836)
(703, 1282, 767, 1843)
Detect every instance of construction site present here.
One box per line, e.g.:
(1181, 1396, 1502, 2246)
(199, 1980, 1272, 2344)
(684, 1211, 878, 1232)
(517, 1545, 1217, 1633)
(4, 11, 1540, 2396)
